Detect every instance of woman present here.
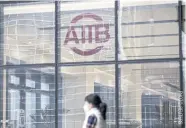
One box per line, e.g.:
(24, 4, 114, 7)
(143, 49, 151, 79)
(83, 94, 107, 128)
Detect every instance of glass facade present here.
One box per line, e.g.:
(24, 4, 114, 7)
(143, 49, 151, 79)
(0, 1, 185, 128)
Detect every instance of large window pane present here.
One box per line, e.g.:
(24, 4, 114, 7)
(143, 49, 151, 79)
(60, 1, 115, 62)
(120, 3, 179, 60)
(59, 65, 115, 128)
(119, 62, 182, 128)
(0, 67, 55, 128)
(1, 3, 54, 65)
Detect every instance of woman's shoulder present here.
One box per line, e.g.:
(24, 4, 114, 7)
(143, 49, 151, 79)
(89, 108, 101, 117)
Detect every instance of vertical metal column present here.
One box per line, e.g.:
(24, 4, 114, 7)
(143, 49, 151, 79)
(0, 5, 3, 128)
(115, 1, 120, 128)
(55, 1, 60, 128)
(178, 1, 185, 128)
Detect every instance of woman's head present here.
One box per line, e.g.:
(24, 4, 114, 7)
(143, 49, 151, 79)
(84, 94, 107, 120)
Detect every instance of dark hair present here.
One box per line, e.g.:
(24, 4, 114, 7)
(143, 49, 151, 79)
(85, 94, 107, 120)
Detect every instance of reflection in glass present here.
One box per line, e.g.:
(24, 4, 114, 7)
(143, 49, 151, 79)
(26, 92, 36, 128)
(60, 2, 115, 62)
(8, 89, 20, 127)
(1, 67, 55, 128)
(120, 4, 179, 60)
(119, 62, 181, 128)
(2, 3, 55, 65)
(59, 65, 115, 128)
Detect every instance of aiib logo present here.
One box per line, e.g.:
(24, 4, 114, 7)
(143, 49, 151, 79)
(64, 13, 110, 56)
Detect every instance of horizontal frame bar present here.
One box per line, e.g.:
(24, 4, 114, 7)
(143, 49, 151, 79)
(60, 58, 181, 66)
(59, 61, 115, 67)
(0, 58, 181, 69)
(0, 63, 54, 69)
(0, 57, 182, 69)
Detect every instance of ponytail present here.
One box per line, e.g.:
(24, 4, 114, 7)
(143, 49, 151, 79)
(99, 102, 107, 120)
(85, 94, 107, 120)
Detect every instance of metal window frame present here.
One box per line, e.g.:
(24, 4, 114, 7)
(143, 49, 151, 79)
(0, 4, 4, 128)
(55, 1, 61, 128)
(0, 1, 185, 128)
(115, 1, 119, 128)
(178, 1, 185, 128)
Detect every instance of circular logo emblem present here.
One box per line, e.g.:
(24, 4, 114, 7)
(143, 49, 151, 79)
(64, 13, 110, 56)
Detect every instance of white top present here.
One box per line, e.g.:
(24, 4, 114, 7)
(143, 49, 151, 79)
(82, 108, 106, 128)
